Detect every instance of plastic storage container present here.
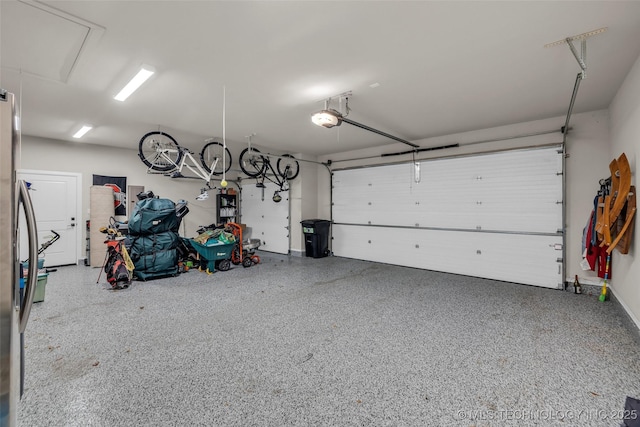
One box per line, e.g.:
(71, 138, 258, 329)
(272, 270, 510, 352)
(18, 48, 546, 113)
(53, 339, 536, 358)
(300, 219, 331, 258)
(33, 273, 48, 303)
(23, 257, 45, 271)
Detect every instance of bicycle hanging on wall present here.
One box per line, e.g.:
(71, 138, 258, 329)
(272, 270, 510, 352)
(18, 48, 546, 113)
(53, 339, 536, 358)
(138, 130, 232, 192)
(238, 140, 299, 203)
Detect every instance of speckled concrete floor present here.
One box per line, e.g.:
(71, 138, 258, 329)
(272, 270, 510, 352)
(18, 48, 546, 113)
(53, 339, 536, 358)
(17, 252, 640, 426)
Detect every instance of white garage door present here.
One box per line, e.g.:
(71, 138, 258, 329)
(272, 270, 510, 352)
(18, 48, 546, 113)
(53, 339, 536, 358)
(240, 181, 290, 254)
(332, 146, 564, 288)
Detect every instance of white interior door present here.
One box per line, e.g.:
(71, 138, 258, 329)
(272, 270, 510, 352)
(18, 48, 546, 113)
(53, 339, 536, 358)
(332, 146, 564, 288)
(18, 170, 80, 267)
(240, 181, 290, 254)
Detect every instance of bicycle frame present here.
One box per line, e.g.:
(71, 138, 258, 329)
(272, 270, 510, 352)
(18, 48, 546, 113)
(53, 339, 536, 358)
(239, 144, 299, 203)
(259, 157, 290, 191)
(243, 146, 292, 191)
(150, 146, 220, 186)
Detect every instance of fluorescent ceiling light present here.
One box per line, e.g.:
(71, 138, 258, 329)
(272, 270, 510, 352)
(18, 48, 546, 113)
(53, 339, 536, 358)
(311, 109, 342, 128)
(114, 66, 155, 101)
(73, 125, 93, 138)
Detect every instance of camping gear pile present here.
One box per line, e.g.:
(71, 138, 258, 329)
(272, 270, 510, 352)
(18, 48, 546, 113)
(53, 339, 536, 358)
(96, 191, 262, 281)
(128, 196, 188, 280)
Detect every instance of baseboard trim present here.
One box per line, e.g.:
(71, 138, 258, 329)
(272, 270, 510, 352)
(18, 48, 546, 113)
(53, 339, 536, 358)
(610, 286, 640, 338)
(566, 275, 606, 287)
(568, 276, 639, 338)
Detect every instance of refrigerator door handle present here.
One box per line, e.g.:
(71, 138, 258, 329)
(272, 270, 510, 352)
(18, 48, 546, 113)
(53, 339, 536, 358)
(18, 179, 38, 333)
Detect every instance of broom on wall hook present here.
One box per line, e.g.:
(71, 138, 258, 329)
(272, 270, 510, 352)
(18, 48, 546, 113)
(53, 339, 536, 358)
(599, 253, 611, 302)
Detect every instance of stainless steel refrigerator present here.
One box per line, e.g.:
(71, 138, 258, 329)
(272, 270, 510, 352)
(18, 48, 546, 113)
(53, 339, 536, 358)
(0, 89, 39, 426)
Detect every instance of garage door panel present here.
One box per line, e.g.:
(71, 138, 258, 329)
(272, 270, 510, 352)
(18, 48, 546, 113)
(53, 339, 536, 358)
(333, 165, 418, 223)
(334, 147, 562, 233)
(336, 196, 561, 233)
(332, 146, 563, 288)
(474, 201, 562, 233)
(332, 224, 562, 288)
(240, 182, 289, 254)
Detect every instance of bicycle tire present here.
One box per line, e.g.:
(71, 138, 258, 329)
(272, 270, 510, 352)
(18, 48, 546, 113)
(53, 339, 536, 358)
(200, 141, 232, 175)
(239, 147, 266, 178)
(277, 154, 300, 181)
(138, 131, 184, 172)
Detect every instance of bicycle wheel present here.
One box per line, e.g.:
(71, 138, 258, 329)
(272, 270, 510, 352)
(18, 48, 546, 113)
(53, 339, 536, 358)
(239, 147, 266, 178)
(138, 131, 183, 172)
(200, 141, 232, 175)
(277, 154, 300, 180)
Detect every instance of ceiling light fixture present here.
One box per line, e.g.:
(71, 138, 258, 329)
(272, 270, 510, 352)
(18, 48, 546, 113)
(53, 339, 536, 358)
(73, 125, 93, 138)
(311, 94, 418, 148)
(311, 109, 342, 128)
(114, 65, 155, 101)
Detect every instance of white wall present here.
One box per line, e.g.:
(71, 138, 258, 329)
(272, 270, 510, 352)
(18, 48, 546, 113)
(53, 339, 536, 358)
(289, 153, 322, 256)
(20, 135, 311, 256)
(21, 106, 619, 293)
(317, 110, 611, 287)
(19, 135, 238, 242)
(609, 52, 640, 328)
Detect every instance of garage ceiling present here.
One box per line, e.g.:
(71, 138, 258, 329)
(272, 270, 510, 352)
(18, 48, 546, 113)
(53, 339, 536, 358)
(2, 1, 640, 156)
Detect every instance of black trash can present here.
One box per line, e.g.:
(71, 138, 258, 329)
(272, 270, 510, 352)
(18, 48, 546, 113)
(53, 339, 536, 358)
(301, 219, 331, 258)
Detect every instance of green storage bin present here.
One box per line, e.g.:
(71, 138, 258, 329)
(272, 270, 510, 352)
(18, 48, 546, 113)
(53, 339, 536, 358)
(33, 273, 48, 303)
